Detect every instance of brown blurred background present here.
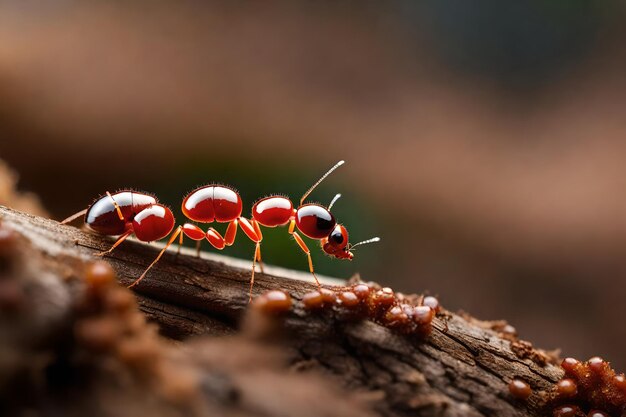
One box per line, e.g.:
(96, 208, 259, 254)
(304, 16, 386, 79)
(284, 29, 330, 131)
(1, 2, 625, 367)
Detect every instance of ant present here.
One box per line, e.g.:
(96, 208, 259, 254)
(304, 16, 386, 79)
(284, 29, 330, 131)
(62, 161, 380, 300)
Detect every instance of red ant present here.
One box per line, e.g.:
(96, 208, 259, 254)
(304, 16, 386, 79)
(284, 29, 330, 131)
(62, 161, 380, 300)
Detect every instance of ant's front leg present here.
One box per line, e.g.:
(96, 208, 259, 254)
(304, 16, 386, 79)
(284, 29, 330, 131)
(129, 226, 182, 288)
(288, 220, 321, 288)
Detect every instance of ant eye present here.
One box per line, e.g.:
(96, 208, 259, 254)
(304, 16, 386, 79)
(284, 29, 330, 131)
(327, 225, 349, 250)
(295, 204, 336, 239)
(331, 230, 344, 244)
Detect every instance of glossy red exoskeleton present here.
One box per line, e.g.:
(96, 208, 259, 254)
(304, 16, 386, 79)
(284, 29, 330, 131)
(249, 160, 380, 297)
(61, 190, 176, 260)
(62, 161, 380, 300)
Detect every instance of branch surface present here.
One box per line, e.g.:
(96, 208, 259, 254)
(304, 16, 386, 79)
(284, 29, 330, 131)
(0, 205, 564, 417)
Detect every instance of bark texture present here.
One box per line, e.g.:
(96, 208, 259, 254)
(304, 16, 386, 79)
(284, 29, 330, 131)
(0, 205, 564, 417)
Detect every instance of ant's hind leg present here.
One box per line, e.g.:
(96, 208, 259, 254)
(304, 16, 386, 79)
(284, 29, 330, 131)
(61, 209, 88, 225)
(96, 230, 133, 257)
(249, 241, 262, 303)
(176, 229, 184, 256)
(291, 231, 321, 288)
(128, 226, 182, 288)
(251, 219, 264, 273)
(255, 244, 265, 274)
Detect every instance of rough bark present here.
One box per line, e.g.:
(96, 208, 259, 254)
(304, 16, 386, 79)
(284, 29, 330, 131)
(0, 205, 564, 417)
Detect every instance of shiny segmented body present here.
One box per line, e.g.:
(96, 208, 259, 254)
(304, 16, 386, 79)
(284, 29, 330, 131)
(64, 161, 379, 300)
(66, 190, 176, 263)
(128, 184, 260, 289)
(85, 191, 157, 235)
(182, 185, 242, 223)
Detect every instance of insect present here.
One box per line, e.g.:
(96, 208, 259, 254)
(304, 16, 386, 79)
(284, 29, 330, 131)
(62, 161, 380, 300)
(249, 160, 380, 298)
(61, 190, 176, 257)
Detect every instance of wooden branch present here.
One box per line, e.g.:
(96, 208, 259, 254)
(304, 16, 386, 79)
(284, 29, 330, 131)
(0, 205, 564, 417)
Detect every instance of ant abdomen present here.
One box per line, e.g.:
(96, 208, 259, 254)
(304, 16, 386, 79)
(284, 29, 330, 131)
(86, 191, 156, 235)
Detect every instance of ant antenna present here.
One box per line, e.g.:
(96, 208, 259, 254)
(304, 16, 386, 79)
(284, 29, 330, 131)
(300, 160, 345, 206)
(348, 237, 381, 251)
(328, 193, 341, 210)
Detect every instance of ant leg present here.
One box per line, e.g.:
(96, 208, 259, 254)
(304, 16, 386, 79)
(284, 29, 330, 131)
(96, 230, 133, 256)
(206, 228, 226, 250)
(224, 220, 238, 246)
(251, 219, 263, 241)
(106, 191, 125, 221)
(238, 219, 263, 303)
(239, 217, 260, 242)
(249, 241, 261, 302)
(61, 209, 88, 225)
(176, 229, 184, 256)
(291, 231, 321, 288)
(128, 226, 182, 288)
(180, 223, 204, 255)
(251, 219, 264, 273)
(255, 244, 265, 274)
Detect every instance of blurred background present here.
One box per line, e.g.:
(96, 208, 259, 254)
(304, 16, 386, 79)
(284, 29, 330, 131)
(1, 1, 625, 368)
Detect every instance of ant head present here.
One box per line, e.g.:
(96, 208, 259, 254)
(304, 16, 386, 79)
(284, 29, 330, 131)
(322, 227, 381, 260)
(322, 224, 353, 260)
(132, 204, 175, 242)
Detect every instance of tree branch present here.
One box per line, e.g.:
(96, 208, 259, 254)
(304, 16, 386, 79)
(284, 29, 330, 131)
(0, 205, 564, 416)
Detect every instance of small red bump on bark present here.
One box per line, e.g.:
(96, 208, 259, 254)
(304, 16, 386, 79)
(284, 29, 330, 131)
(302, 291, 325, 310)
(352, 284, 371, 300)
(338, 291, 360, 308)
(253, 290, 292, 314)
(85, 261, 116, 289)
(561, 358, 581, 375)
(413, 306, 434, 325)
(384, 306, 409, 327)
(508, 378, 532, 400)
(587, 357, 606, 374)
(556, 378, 577, 398)
(553, 405, 582, 417)
(319, 288, 337, 305)
(422, 296, 440, 312)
